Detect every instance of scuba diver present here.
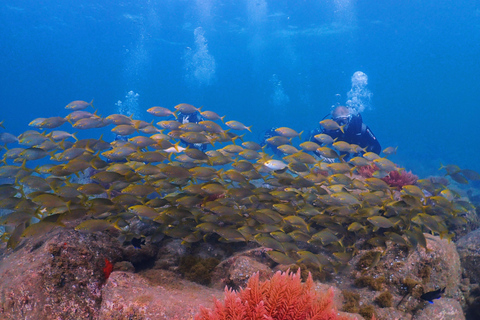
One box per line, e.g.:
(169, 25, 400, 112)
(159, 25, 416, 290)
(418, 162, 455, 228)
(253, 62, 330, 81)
(261, 105, 380, 160)
(176, 110, 207, 151)
(309, 105, 381, 159)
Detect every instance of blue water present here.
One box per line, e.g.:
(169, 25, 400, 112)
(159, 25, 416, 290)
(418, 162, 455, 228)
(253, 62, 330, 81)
(1, 0, 479, 178)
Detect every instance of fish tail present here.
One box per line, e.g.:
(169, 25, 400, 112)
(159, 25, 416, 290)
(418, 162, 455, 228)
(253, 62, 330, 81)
(220, 115, 225, 124)
(298, 130, 303, 141)
(89, 99, 94, 108)
(247, 126, 252, 133)
(0, 120, 4, 129)
(237, 134, 245, 143)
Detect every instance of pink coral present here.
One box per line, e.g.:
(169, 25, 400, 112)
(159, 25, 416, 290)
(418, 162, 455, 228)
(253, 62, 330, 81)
(357, 164, 418, 190)
(195, 269, 351, 320)
(381, 170, 418, 190)
(357, 164, 379, 178)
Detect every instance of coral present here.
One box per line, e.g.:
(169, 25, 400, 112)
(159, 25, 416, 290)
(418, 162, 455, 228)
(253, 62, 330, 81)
(359, 305, 376, 320)
(355, 251, 380, 271)
(178, 256, 220, 286)
(357, 164, 418, 190)
(381, 170, 418, 190)
(353, 276, 385, 291)
(401, 277, 422, 298)
(195, 269, 350, 320)
(417, 264, 432, 282)
(289, 263, 333, 283)
(357, 164, 379, 178)
(374, 291, 392, 308)
(341, 290, 360, 313)
(103, 258, 113, 280)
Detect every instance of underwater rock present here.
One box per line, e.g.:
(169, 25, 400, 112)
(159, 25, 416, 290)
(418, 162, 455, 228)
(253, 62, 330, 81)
(314, 282, 351, 315)
(405, 234, 462, 303)
(154, 238, 188, 270)
(456, 227, 480, 284)
(210, 248, 274, 290)
(0, 228, 122, 319)
(122, 239, 158, 271)
(99, 270, 223, 319)
(195, 241, 229, 261)
(114, 260, 136, 273)
(374, 307, 412, 320)
(412, 298, 465, 320)
(339, 233, 462, 316)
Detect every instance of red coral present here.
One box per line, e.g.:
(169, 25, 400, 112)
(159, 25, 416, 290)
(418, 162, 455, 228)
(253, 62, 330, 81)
(357, 164, 418, 190)
(195, 269, 351, 320)
(381, 170, 418, 190)
(357, 164, 379, 178)
(103, 258, 113, 280)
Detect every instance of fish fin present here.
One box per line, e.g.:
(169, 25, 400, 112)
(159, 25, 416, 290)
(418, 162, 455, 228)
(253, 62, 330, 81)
(298, 130, 303, 141)
(85, 143, 95, 154)
(20, 159, 27, 171)
(0, 120, 4, 129)
(236, 134, 245, 143)
(339, 124, 345, 134)
(89, 99, 94, 108)
(274, 168, 288, 174)
(220, 115, 225, 123)
(247, 126, 252, 133)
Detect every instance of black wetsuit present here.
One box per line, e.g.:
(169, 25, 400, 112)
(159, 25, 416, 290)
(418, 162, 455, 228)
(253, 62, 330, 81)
(176, 111, 207, 151)
(309, 113, 381, 156)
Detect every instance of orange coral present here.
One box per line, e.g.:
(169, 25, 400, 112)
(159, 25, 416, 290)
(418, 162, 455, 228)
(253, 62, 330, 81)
(195, 269, 352, 320)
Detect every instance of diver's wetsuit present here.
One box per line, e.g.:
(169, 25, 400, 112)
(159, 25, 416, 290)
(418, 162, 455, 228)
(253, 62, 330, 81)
(309, 113, 381, 156)
(177, 111, 204, 125)
(176, 111, 207, 151)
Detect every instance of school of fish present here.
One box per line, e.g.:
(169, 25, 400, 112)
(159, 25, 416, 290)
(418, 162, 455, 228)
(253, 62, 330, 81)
(0, 100, 478, 272)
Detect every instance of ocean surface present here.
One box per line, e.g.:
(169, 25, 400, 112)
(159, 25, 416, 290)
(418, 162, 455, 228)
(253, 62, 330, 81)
(1, 0, 479, 178)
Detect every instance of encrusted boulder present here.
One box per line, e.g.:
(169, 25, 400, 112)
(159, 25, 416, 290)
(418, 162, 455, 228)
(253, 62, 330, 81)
(99, 270, 223, 319)
(457, 227, 480, 284)
(404, 234, 462, 302)
(0, 228, 123, 319)
(412, 298, 465, 320)
(210, 248, 274, 290)
(335, 233, 463, 317)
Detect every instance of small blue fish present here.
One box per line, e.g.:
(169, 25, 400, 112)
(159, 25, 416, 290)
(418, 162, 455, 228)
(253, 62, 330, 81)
(131, 237, 146, 249)
(421, 287, 445, 304)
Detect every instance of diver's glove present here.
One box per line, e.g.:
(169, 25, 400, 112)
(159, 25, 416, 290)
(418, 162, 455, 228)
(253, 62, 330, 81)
(319, 155, 336, 164)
